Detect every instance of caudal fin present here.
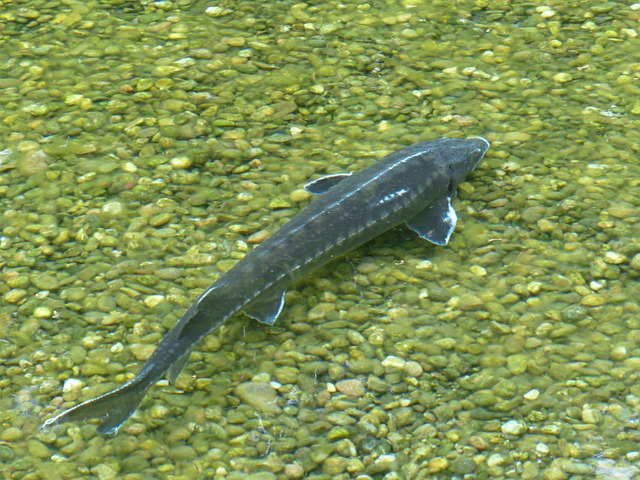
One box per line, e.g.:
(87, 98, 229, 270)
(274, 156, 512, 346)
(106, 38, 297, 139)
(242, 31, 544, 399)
(42, 377, 150, 435)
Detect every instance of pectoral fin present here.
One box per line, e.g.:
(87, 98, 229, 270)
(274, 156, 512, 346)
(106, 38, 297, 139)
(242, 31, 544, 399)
(304, 172, 352, 194)
(406, 195, 457, 246)
(167, 352, 191, 384)
(243, 291, 285, 325)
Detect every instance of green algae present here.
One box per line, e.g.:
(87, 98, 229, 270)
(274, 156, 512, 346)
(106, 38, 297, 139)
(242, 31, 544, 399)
(0, 0, 639, 478)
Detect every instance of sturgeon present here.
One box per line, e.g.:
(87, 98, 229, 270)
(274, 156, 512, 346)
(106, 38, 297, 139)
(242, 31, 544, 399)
(43, 136, 489, 434)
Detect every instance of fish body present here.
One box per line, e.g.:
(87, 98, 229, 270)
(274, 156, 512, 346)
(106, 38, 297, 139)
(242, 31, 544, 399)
(43, 136, 489, 434)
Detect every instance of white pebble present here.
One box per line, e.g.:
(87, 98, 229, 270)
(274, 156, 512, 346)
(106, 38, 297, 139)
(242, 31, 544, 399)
(487, 453, 506, 468)
(501, 419, 527, 435)
(536, 442, 550, 455)
(381, 355, 406, 372)
(604, 251, 627, 264)
(63, 378, 85, 393)
(34, 307, 53, 318)
(144, 295, 165, 308)
(170, 156, 192, 169)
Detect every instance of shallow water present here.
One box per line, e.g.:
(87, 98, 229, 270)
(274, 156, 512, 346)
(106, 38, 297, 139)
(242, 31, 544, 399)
(0, 0, 639, 479)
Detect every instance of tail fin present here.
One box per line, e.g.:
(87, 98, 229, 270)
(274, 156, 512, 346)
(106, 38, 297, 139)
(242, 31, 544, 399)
(42, 377, 150, 435)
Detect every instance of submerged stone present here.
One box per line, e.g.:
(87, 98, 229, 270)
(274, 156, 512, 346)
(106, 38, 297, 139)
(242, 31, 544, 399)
(235, 381, 281, 414)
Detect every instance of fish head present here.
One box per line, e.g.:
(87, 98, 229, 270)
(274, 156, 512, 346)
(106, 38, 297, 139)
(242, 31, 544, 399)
(441, 136, 490, 189)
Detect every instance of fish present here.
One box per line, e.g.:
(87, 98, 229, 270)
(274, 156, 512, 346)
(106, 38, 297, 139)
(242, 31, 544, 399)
(42, 136, 490, 434)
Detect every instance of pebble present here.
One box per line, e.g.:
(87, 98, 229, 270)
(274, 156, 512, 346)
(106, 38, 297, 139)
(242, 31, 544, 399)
(501, 419, 527, 435)
(501, 131, 532, 143)
(404, 361, 423, 377)
(4, 289, 27, 303)
(366, 454, 397, 475)
(283, 463, 305, 479)
(582, 407, 603, 424)
(561, 305, 588, 322)
(235, 381, 282, 413)
(450, 457, 476, 475)
(543, 467, 566, 480)
(335, 379, 365, 397)
(603, 251, 627, 264)
(144, 295, 165, 308)
(563, 461, 594, 475)
(469, 265, 486, 276)
(527, 281, 542, 294)
(348, 359, 381, 375)
(541, 424, 561, 435)
(26, 439, 50, 459)
(322, 456, 347, 474)
(33, 306, 53, 318)
(428, 457, 449, 473)
(307, 302, 336, 320)
(149, 213, 173, 227)
(149, 404, 170, 420)
(536, 443, 550, 455)
(91, 464, 118, 480)
(469, 435, 490, 450)
(540, 8, 556, 18)
(205, 6, 232, 17)
(487, 453, 507, 468)
(522, 461, 540, 479)
(170, 156, 192, 169)
(553, 72, 572, 83)
(289, 189, 311, 203)
(608, 206, 635, 218)
(23, 102, 49, 116)
(327, 426, 351, 441)
(155, 268, 183, 280)
(611, 345, 629, 361)
(1, 427, 23, 442)
(130, 344, 155, 361)
(62, 378, 85, 400)
(335, 439, 357, 457)
(102, 201, 125, 216)
(168, 445, 197, 461)
(434, 337, 457, 350)
(581, 294, 605, 307)
(537, 218, 555, 233)
(506, 354, 528, 374)
(61, 287, 87, 302)
(310, 444, 333, 463)
(457, 294, 484, 311)
(381, 355, 405, 372)
(32, 273, 60, 290)
(248, 229, 271, 243)
(326, 411, 356, 426)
